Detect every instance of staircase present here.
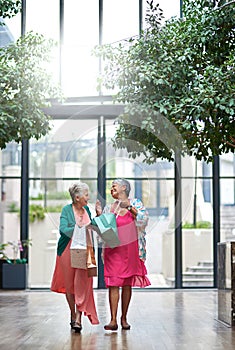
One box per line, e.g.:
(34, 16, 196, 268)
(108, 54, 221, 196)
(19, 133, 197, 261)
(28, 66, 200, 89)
(166, 261, 214, 287)
(165, 206, 235, 287)
(182, 261, 213, 287)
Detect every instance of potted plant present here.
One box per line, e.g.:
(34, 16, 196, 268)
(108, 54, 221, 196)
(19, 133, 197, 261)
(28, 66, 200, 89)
(2, 239, 32, 289)
(0, 243, 9, 288)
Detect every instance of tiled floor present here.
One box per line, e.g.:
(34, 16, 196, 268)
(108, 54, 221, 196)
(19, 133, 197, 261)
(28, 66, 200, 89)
(0, 289, 234, 349)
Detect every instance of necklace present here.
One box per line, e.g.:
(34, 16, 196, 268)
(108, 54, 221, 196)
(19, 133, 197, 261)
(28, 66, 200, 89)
(77, 215, 83, 226)
(73, 205, 84, 225)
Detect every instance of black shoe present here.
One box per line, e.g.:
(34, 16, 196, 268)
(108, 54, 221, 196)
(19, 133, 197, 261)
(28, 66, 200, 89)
(73, 322, 82, 333)
(70, 320, 76, 329)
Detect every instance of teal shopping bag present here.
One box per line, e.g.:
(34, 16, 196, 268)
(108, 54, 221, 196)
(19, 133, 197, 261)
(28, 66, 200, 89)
(93, 213, 120, 248)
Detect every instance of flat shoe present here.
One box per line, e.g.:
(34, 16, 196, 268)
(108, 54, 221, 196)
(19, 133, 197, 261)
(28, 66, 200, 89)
(104, 324, 118, 331)
(121, 324, 131, 330)
(121, 318, 131, 330)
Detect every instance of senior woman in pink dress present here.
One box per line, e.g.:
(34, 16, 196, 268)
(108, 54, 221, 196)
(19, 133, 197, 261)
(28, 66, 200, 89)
(96, 178, 150, 331)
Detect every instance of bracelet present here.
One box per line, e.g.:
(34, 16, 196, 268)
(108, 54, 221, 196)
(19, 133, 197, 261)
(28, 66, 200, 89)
(126, 205, 132, 211)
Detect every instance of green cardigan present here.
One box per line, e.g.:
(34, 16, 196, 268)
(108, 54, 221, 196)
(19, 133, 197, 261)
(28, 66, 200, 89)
(57, 203, 92, 256)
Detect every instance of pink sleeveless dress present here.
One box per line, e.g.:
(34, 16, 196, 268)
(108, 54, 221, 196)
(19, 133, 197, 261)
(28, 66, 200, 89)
(104, 211, 151, 287)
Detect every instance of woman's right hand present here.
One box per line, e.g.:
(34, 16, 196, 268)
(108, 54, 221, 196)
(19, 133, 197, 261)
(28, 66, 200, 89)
(95, 199, 102, 216)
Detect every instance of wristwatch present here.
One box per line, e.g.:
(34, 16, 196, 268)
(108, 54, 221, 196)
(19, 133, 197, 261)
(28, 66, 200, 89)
(126, 205, 132, 211)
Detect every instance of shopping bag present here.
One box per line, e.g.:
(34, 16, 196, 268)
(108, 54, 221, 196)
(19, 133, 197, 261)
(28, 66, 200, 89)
(70, 225, 87, 268)
(93, 213, 120, 248)
(70, 248, 87, 269)
(87, 245, 97, 277)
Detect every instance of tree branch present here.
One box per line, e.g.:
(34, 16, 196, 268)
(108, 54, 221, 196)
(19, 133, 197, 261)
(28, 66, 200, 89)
(226, 140, 235, 148)
(216, 0, 235, 11)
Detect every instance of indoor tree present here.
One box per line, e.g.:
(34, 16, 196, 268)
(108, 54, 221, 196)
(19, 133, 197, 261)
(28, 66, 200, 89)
(0, 0, 60, 149)
(0, 0, 21, 19)
(95, 0, 235, 163)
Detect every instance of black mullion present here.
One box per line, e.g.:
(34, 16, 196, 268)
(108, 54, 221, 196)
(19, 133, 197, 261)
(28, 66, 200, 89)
(213, 155, 220, 287)
(175, 151, 182, 288)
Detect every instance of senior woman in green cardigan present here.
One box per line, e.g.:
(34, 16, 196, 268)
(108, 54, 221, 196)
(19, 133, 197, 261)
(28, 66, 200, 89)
(51, 182, 99, 332)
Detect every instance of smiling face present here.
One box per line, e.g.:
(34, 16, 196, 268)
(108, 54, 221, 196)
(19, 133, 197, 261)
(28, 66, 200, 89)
(111, 183, 119, 199)
(110, 182, 126, 199)
(76, 190, 89, 206)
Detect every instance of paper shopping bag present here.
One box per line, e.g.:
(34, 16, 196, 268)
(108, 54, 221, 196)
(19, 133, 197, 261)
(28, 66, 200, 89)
(70, 248, 87, 269)
(93, 213, 120, 248)
(86, 245, 97, 277)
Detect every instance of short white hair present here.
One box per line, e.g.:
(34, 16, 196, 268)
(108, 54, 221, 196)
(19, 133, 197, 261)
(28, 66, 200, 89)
(69, 182, 89, 203)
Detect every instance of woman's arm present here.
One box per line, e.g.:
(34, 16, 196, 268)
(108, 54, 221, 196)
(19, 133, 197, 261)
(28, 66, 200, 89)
(130, 198, 149, 229)
(59, 206, 75, 238)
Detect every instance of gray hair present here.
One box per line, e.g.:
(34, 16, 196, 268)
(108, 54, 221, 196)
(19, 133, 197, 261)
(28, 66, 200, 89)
(69, 182, 89, 203)
(112, 178, 131, 196)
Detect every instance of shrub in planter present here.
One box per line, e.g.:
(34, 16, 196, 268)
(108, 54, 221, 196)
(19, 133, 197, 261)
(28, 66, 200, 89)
(0, 243, 9, 289)
(1, 239, 32, 289)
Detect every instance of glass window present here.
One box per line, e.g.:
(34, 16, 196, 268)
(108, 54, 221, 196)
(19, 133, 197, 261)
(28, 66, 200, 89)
(64, 0, 99, 46)
(63, 0, 99, 96)
(2, 13, 21, 44)
(0, 142, 21, 175)
(28, 118, 99, 287)
(25, 0, 60, 86)
(105, 120, 174, 287)
(61, 46, 99, 96)
(146, 179, 175, 288)
(220, 153, 235, 178)
(103, 0, 139, 44)
(143, 0, 181, 29)
(181, 177, 213, 287)
(28, 179, 98, 288)
(0, 179, 21, 260)
(26, 0, 59, 41)
(29, 119, 98, 179)
(220, 178, 235, 243)
(182, 227, 213, 287)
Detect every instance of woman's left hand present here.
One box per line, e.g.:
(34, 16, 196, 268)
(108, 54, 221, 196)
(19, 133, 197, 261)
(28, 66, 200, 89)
(119, 201, 138, 218)
(119, 200, 129, 208)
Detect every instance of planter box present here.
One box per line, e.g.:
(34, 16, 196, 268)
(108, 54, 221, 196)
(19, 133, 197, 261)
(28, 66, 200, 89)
(0, 259, 6, 289)
(2, 263, 28, 289)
